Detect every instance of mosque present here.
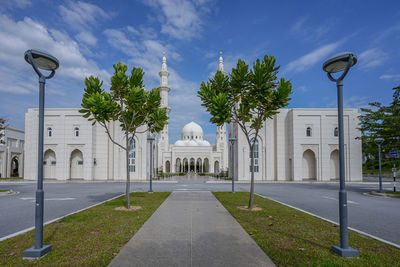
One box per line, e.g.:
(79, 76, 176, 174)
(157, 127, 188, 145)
(23, 53, 362, 181)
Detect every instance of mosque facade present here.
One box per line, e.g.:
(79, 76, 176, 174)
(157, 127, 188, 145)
(23, 53, 362, 181)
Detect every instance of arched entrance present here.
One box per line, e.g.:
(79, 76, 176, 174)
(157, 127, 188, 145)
(214, 161, 219, 174)
(165, 160, 171, 173)
(196, 158, 202, 173)
(44, 149, 56, 179)
(176, 158, 181, 173)
(330, 150, 340, 180)
(183, 158, 188, 173)
(11, 156, 19, 177)
(190, 158, 195, 172)
(302, 149, 316, 180)
(70, 149, 84, 179)
(203, 158, 209, 173)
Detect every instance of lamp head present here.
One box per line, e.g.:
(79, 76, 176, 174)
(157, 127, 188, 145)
(374, 138, 384, 145)
(147, 135, 155, 141)
(229, 137, 237, 143)
(24, 49, 59, 71)
(323, 52, 357, 73)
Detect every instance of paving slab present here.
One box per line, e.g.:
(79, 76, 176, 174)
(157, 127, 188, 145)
(109, 191, 275, 267)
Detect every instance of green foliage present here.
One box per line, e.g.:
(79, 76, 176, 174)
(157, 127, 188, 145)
(360, 86, 400, 171)
(198, 54, 292, 208)
(80, 62, 168, 147)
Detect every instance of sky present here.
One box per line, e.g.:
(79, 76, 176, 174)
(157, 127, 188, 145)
(0, 0, 399, 143)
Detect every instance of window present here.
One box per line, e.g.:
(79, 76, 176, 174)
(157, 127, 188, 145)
(249, 138, 259, 172)
(306, 127, 312, 137)
(334, 127, 338, 137)
(128, 137, 136, 172)
(51, 161, 56, 165)
(77, 160, 83, 165)
(43, 161, 47, 165)
(74, 127, 79, 137)
(48, 127, 52, 137)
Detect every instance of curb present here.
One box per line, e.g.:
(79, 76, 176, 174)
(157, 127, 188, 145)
(365, 191, 400, 198)
(0, 193, 125, 242)
(255, 193, 400, 249)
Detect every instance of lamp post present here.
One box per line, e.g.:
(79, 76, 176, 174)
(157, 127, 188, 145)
(374, 138, 385, 193)
(229, 137, 237, 193)
(23, 49, 59, 258)
(147, 135, 155, 193)
(323, 52, 359, 258)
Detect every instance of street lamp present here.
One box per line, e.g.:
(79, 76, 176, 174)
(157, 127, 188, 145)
(23, 49, 59, 258)
(229, 137, 237, 193)
(374, 138, 385, 193)
(323, 52, 359, 258)
(147, 135, 155, 193)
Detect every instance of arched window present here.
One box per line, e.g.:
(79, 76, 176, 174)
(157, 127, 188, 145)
(249, 138, 259, 172)
(74, 127, 79, 137)
(306, 127, 312, 137)
(334, 127, 338, 137)
(128, 138, 136, 172)
(48, 127, 52, 137)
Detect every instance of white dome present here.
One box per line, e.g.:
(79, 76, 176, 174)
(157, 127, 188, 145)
(198, 140, 211, 146)
(174, 140, 185, 146)
(187, 140, 198, 146)
(182, 121, 203, 140)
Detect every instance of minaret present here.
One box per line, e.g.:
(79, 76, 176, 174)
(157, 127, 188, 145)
(216, 52, 228, 170)
(158, 52, 170, 159)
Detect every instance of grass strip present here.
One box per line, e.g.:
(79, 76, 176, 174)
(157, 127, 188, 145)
(0, 177, 23, 180)
(0, 192, 170, 266)
(214, 192, 400, 267)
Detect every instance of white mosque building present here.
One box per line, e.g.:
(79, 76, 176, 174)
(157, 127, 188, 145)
(23, 53, 362, 181)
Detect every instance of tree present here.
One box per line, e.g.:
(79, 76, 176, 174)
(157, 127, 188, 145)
(198, 55, 292, 209)
(0, 117, 6, 144)
(80, 63, 168, 208)
(360, 86, 400, 170)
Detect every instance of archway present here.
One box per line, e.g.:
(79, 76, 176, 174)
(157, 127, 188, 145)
(214, 161, 220, 174)
(196, 158, 202, 173)
(165, 160, 171, 173)
(44, 149, 56, 179)
(302, 149, 316, 180)
(183, 158, 188, 173)
(203, 158, 209, 173)
(176, 158, 181, 173)
(190, 158, 195, 172)
(11, 156, 19, 177)
(330, 150, 340, 180)
(70, 149, 84, 179)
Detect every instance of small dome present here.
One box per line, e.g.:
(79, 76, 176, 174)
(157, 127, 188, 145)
(198, 140, 211, 146)
(174, 140, 185, 146)
(187, 140, 198, 146)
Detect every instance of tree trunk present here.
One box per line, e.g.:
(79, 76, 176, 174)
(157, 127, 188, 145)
(125, 132, 130, 209)
(248, 144, 255, 209)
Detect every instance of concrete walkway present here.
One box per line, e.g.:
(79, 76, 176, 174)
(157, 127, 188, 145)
(109, 191, 275, 267)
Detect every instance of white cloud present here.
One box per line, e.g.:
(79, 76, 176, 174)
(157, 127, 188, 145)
(0, 13, 110, 95)
(298, 86, 308, 93)
(142, 0, 213, 40)
(59, 1, 110, 31)
(290, 16, 331, 42)
(75, 31, 97, 46)
(358, 48, 388, 70)
(284, 42, 341, 73)
(0, 0, 32, 10)
(379, 74, 400, 80)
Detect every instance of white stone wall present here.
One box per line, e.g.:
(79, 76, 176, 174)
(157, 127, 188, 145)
(24, 108, 148, 181)
(0, 126, 24, 178)
(230, 108, 362, 181)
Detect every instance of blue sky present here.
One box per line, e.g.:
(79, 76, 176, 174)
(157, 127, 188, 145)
(0, 0, 399, 143)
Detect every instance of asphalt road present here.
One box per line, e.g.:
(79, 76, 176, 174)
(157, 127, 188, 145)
(0, 181, 398, 248)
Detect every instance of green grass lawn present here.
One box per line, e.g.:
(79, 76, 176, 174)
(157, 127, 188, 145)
(0, 189, 9, 192)
(214, 192, 400, 267)
(386, 191, 400, 195)
(0, 192, 170, 266)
